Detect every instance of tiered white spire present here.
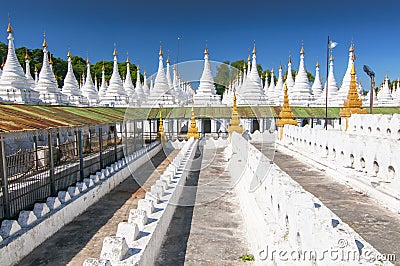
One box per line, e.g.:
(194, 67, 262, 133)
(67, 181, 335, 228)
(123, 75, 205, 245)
(267, 69, 275, 97)
(263, 73, 269, 95)
(311, 61, 323, 97)
(376, 75, 393, 105)
(33, 35, 67, 104)
(290, 44, 312, 104)
(0, 21, 41, 104)
(101, 46, 128, 106)
(274, 65, 284, 104)
(286, 56, 295, 93)
(135, 66, 147, 106)
(81, 57, 99, 105)
(142, 71, 150, 96)
(98, 62, 108, 100)
(61, 48, 86, 105)
(193, 45, 222, 106)
(147, 45, 175, 106)
(123, 56, 136, 102)
(321, 55, 339, 105)
(24, 50, 35, 87)
(238, 43, 265, 105)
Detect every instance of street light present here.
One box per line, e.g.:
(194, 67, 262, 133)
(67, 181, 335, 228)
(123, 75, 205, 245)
(363, 65, 375, 114)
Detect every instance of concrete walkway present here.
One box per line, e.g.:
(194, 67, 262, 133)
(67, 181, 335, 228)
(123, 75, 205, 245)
(253, 142, 400, 264)
(156, 146, 250, 265)
(19, 148, 177, 266)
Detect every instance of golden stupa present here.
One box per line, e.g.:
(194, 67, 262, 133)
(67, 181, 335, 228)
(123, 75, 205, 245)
(227, 90, 243, 139)
(339, 56, 367, 130)
(157, 111, 167, 143)
(276, 82, 298, 140)
(186, 106, 200, 139)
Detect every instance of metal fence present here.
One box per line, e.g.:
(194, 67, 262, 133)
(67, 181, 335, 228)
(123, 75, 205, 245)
(0, 120, 154, 221)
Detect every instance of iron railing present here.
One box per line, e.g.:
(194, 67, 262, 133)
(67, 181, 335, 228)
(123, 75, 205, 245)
(0, 121, 153, 221)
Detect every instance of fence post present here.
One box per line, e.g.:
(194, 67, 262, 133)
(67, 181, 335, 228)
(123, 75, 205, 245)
(33, 134, 39, 171)
(48, 132, 56, 196)
(78, 130, 84, 181)
(124, 121, 128, 155)
(0, 136, 11, 219)
(141, 120, 145, 148)
(99, 126, 103, 169)
(114, 123, 118, 162)
(133, 120, 137, 153)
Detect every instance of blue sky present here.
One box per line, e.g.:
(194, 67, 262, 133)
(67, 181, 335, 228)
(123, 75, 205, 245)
(1, 0, 400, 89)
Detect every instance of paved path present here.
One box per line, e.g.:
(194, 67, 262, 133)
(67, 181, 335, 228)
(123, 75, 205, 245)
(156, 146, 250, 266)
(253, 142, 400, 265)
(19, 148, 177, 266)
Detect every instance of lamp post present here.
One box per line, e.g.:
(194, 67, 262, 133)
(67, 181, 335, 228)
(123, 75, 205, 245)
(363, 65, 375, 114)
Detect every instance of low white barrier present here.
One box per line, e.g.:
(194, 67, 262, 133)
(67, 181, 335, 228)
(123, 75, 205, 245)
(83, 137, 198, 266)
(0, 142, 161, 266)
(229, 132, 390, 265)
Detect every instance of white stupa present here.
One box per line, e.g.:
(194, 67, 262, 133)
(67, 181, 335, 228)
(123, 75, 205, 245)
(274, 65, 284, 105)
(0, 22, 41, 104)
(142, 71, 150, 97)
(98, 62, 108, 100)
(321, 55, 340, 106)
(290, 44, 312, 105)
(376, 75, 394, 106)
(135, 66, 147, 106)
(266, 69, 275, 101)
(123, 56, 137, 105)
(263, 72, 269, 96)
(24, 50, 35, 88)
(286, 56, 295, 93)
(193, 47, 222, 106)
(238, 43, 265, 105)
(147, 46, 175, 106)
(34, 36, 67, 105)
(81, 58, 99, 106)
(101, 46, 128, 107)
(311, 61, 323, 98)
(61, 49, 87, 106)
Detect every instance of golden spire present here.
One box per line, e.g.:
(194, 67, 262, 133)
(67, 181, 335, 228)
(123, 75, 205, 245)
(86, 56, 90, 64)
(159, 42, 163, 56)
(186, 106, 200, 139)
(316, 61, 320, 67)
(42, 32, 48, 48)
(67, 47, 71, 58)
(144, 70, 147, 75)
(349, 43, 355, 52)
(49, 54, 53, 65)
(126, 56, 130, 64)
(6, 17, 13, 33)
(279, 64, 282, 70)
(34, 65, 37, 72)
(247, 54, 251, 61)
(339, 58, 367, 130)
(288, 56, 292, 64)
(166, 57, 170, 63)
(137, 65, 140, 70)
(25, 49, 29, 60)
(243, 62, 246, 69)
(102, 61, 105, 71)
(227, 90, 243, 139)
(329, 55, 334, 61)
(252, 40, 256, 54)
(113, 43, 117, 56)
(300, 41, 305, 54)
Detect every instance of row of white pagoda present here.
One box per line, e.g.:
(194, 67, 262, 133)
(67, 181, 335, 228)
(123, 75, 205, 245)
(222, 43, 400, 107)
(0, 22, 195, 107)
(0, 21, 399, 107)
